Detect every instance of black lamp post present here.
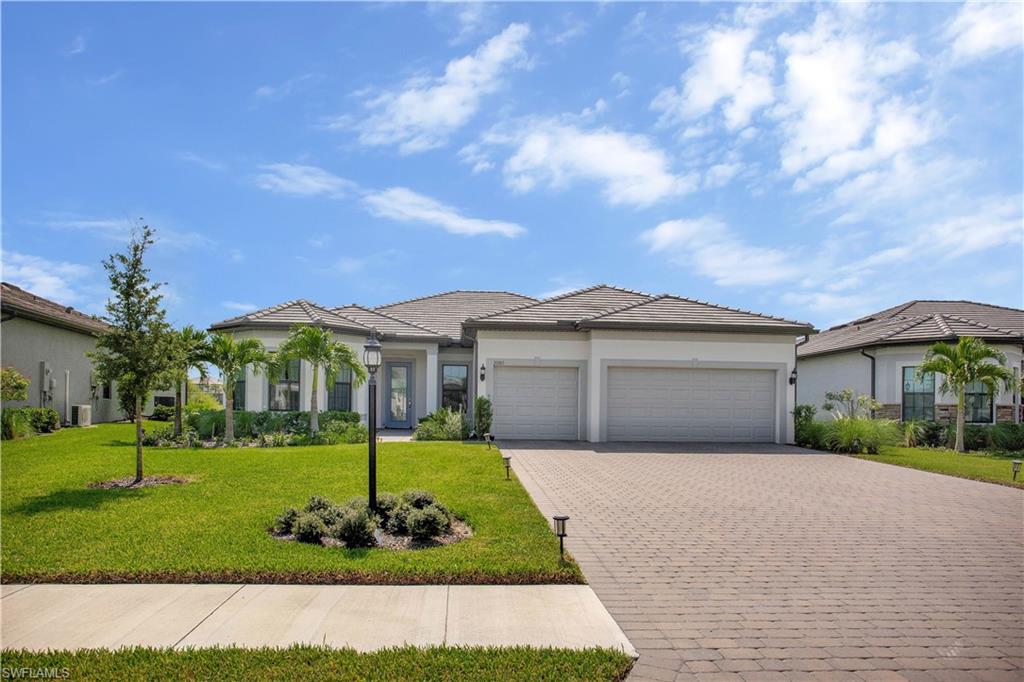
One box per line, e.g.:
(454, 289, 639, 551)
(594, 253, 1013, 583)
(1013, 460, 1021, 481)
(553, 515, 569, 559)
(363, 329, 382, 510)
(502, 455, 511, 479)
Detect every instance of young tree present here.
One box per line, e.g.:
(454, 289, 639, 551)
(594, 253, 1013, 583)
(275, 325, 367, 434)
(169, 326, 210, 436)
(202, 332, 269, 441)
(918, 337, 1014, 453)
(1, 367, 29, 403)
(89, 226, 175, 483)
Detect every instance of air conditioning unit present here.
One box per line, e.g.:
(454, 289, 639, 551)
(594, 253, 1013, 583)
(71, 405, 92, 427)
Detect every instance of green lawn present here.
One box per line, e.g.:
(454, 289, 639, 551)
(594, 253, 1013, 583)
(857, 446, 1024, 488)
(1, 423, 582, 584)
(0, 646, 633, 681)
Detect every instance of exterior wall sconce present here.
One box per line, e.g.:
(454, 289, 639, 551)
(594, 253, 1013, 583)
(1013, 460, 1021, 481)
(479, 363, 486, 382)
(789, 368, 798, 385)
(502, 455, 511, 479)
(553, 515, 569, 559)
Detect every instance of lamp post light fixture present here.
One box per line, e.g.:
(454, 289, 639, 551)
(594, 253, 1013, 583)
(502, 455, 511, 479)
(1013, 460, 1021, 481)
(553, 515, 569, 559)
(484, 432, 495, 449)
(363, 329, 383, 510)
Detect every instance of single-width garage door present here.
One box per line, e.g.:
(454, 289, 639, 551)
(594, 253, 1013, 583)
(492, 366, 579, 440)
(607, 367, 775, 442)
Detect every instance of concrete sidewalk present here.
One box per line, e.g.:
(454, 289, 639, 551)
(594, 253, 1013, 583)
(0, 584, 635, 655)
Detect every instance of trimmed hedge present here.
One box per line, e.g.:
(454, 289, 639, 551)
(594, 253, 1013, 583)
(186, 409, 359, 439)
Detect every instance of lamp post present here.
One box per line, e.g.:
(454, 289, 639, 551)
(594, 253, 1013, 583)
(363, 329, 383, 510)
(553, 515, 568, 560)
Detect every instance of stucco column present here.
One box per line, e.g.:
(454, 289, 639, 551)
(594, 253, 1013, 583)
(425, 345, 439, 414)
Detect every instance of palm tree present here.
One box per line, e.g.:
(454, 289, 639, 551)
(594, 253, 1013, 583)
(918, 336, 1014, 453)
(170, 325, 210, 437)
(276, 324, 367, 435)
(203, 332, 269, 441)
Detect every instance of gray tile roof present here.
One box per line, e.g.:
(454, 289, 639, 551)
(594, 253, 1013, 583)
(331, 304, 445, 340)
(209, 300, 371, 335)
(579, 295, 814, 334)
(465, 285, 653, 329)
(375, 290, 537, 340)
(1, 282, 110, 335)
(799, 300, 1024, 357)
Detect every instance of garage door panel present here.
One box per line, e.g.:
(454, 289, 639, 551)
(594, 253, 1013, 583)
(493, 366, 579, 440)
(607, 367, 775, 442)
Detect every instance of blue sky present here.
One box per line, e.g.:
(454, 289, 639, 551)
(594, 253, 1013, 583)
(3, 1, 1022, 330)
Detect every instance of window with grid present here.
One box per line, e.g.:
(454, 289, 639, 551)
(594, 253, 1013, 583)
(269, 359, 301, 411)
(232, 368, 246, 411)
(902, 367, 934, 421)
(441, 364, 469, 412)
(327, 367, 353, 412)
(964, 380, 994, 423)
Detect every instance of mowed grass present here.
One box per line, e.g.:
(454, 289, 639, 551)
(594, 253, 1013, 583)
(0, 646, 634, 681)
(857, 446, 1024, 488)
(1, 423, 582, 583)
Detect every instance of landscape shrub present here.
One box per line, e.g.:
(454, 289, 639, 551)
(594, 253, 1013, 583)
(273, 507, 299, 535)
(402, 489, 436, 509)
(328, 506, 377, 548)
(1, 366, 30, 402)
(23, 407, 60, 433)
(141, 424, 175, 446)
(960, 424, 989, 452)
(186, 409, 359, 440)
(292, 512, 327, 544)
(186, 389, 222, 411)
(407, 505, 451, 542)
(413, 408, 468, 441)
(474, 396, 493, 435)
(1, 408, 32, 440)
(824, 417, 900, 454)
(919, 421, 948, 448)
(381, 501, 412, 535)
(989, 422, 1024, 452)
(258, 432, 290, 448)
(320, 420, 368, 444)
(902, 420, 926, 448)
(793, 404, 827, 449)
(150, 404, 175, 421)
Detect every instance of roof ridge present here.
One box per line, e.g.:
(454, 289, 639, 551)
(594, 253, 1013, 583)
(877, 314, 932, 341)
(941, 313, 1021, 337)
(248, 299, 302, 320)
(933, 313, 954, 336)
(661, 293, 814, 327)
(466, 284, 655, 323)
(334, 303, 446, 336)
(376, 289, 537, 310)
(578, 294, 668, 321)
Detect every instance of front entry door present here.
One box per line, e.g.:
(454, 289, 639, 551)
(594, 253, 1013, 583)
(384, 361, 414, 428)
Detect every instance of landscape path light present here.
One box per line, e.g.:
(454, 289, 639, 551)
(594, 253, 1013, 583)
(1013, 460, 1021, 481)
(553, 515, 569, 560)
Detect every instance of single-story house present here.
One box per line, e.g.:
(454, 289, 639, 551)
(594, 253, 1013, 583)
(796, 300, 1024, 424)
(210, 285, 814, 443)
(1, 282, 176, 423)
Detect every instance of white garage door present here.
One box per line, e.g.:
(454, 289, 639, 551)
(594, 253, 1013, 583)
(492, 366, 579, 440)
(607, 367, 775, 442)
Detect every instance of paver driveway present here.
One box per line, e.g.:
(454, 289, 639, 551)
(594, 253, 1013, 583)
(506, 442, 1024, 682)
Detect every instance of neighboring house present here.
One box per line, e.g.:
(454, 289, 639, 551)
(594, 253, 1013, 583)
(797, 300, 1024, 424)
(210, 285, 813, 443)
(1, 282, 177, 423)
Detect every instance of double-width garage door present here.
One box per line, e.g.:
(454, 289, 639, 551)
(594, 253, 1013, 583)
(607, 367, 775, 442)
(492, 366, 579, 440)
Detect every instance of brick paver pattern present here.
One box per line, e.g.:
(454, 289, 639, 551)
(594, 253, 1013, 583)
(506, 442, 1024, 682)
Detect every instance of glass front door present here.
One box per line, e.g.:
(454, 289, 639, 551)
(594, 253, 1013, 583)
(384, 361, 413, 428)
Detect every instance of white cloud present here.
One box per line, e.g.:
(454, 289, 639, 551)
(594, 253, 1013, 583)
(363, 187, 525, 238)
(307, 234, 333, 249)
(254, 164, 356, 198)
(548, 16, 587, 45)
(222, 301, 258, 312)
(457, 143, 495, 173)
(774, 12, 921, 178)
(479, 119, 696, 207)
(88, 69, 124, 86)
(611, 71, 631, 97)
(333, 257, 365, 274)
(704, 162, 743, 189)
(1, 251, 93, 304)
(60, 34, 86, 56)
(652, 27, 774, 130)
(252, 73, 319, 100)
(43, 215, 213, 250)
(947, 2, 1024, 63)
(176, 151, 225, 172)
(640, 217, 799, 286)
(348, 23, 530, 153)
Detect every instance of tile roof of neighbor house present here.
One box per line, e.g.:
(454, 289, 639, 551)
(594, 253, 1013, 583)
(331, 304, 446, 340)
(0, 282, 110, 335)
(798, 300, 1024, 357)
(465, 285, 653, 329)
(375, 290, 537, 340)
(579, 294, 815, 333)
(465, 285, 814, 334)
(209, 300, 371, 335)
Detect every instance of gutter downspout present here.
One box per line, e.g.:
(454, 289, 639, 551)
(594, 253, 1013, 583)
(860, 348, 877, 417)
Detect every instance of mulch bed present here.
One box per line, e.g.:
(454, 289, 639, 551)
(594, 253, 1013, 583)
(87, 475, 191, 490)
(270, 519, 474, 551)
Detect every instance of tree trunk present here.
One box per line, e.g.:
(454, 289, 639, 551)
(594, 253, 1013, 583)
(955, 387, 966, 453)
(134, 393, 144, 484)
(310, 366, 319, 434)
(225, 386, 235, 442)
(174, 380, 183, 437)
